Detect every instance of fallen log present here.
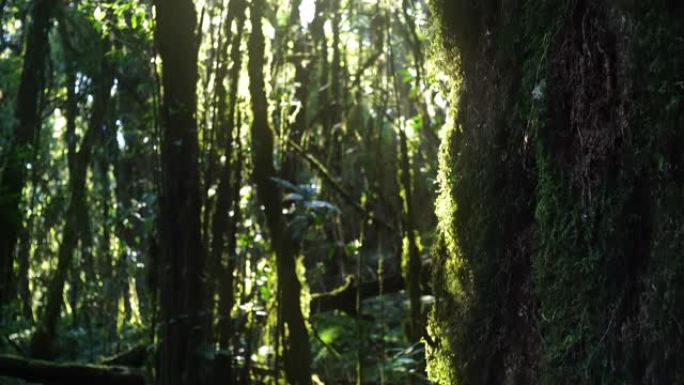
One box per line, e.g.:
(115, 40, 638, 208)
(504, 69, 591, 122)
(0, 354, 146, 385)
(310, 275, 405, 315)
(100, 344, 149, 367)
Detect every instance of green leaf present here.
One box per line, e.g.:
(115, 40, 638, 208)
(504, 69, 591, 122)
(270, 177, 300, 192)
(283, 192, 304, 201)
(399, 68, 414, 84)
(410, 114, 423, 131)
(306, 200, 339, 213)
(93, 6, 106, 22)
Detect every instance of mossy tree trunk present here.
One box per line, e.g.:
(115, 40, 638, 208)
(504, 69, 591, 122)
(247, 1, 313, 384)
(429, 1, 683, 384)
(208, 0, 247, 380)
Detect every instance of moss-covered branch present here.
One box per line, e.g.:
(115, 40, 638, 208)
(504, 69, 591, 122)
(310, 275, 405, 315)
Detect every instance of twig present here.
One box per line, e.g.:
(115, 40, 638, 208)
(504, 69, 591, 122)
(309, 322, 344, 361)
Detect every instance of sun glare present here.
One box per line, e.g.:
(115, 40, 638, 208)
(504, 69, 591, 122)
(299, 0, 315, 26)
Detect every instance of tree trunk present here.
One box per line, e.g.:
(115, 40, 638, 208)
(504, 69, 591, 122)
(30, 55, 114, 360)
(153, 0, 205, 383)
(247, 1, 312, 384)
(397, 126, 421, 343)
(429, 1, 684, 384)
(208, 0, 247, 381)
(0, 0, 56, 307)
(384, 20, 424, 345)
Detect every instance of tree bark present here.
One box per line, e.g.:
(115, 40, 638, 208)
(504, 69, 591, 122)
(0, 0, 57, 307)
(207, 0, 247, 381)
(429, 1, 684, 384)
(153, 0, 205, 383)
(247, 1, 312, 384)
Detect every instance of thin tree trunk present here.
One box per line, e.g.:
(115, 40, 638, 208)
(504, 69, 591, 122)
(95, 148, 115, 335)
(310, 0, 329, 148)
(30, 57, 114, 359)
(0, 0, 56, 307)
(327, 0, 342, 172)
(217, 122, 242, 347)
(208, 0, 247, 381)
(16, 225, 33, 322)
(388, 34, 422, 344)
(398, 125, 422, 343)
(247, 1, 312, 384)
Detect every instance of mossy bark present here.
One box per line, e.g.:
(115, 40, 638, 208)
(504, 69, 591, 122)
(247, 1, 313, 384)
(429, 1, 684, 384)
(208, 0, 246, 381)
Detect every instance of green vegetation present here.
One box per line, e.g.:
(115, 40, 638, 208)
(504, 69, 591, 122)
(1, 0, 682, 384)
(0, 0, 443, 384)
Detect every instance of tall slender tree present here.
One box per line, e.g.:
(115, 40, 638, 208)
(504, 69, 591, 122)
(208, 0, 247, 380)
(0, 0, 57, 307)
(247, 0, 312, 383)
(154, 0, 205, 383)
(30, 48, 114, 359)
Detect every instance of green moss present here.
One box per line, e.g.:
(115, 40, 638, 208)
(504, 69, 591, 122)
(426, 116, 463, 385)
(532, 2, 683, 383)
(429, 0, 683, 384)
